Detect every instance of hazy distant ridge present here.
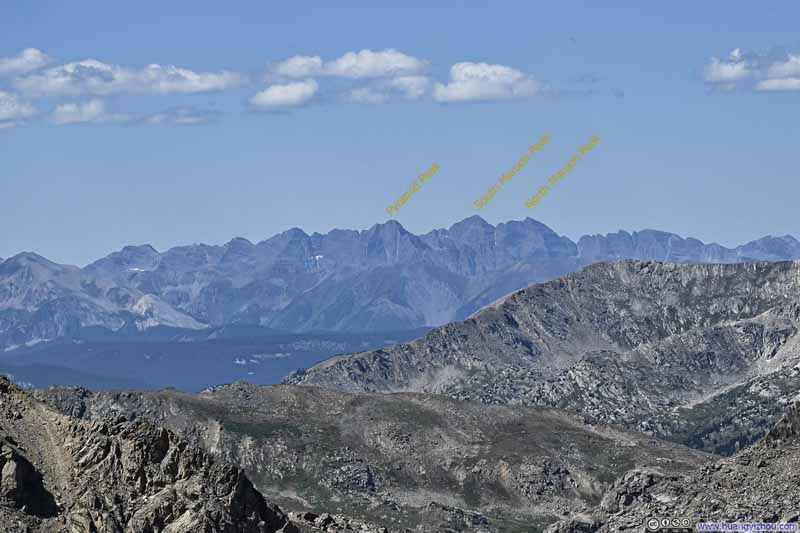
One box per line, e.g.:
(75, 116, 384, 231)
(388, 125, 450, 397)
(1, 216, 799, 350)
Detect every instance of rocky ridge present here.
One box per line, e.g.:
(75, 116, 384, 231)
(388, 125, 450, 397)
(35, 382, 713, 532)
(0, 376, 297, 532)
(286, 260, 800, 453)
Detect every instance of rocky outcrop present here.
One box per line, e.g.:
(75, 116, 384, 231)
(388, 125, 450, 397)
(597, 468, 665, 514)
(0, 377, 297, 532)
(288, 511, 390, 532)
(0, 437, 58, 518)
(35, 382, 712, 532)
(544, 401, 800, 531)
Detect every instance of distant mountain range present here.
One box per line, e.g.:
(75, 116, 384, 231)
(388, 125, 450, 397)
(2, 215, 800, 351)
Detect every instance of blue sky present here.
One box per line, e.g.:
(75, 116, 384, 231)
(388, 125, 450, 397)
(2, 1, 800, 266)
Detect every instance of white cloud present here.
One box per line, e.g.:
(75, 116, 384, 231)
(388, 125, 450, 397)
(766, 54, 800, 79)
(704, 48, 800, 92)
(0, 91, 37, 127)
(272, 55, 323, 78)
(344, 75, 431, 104)
(387, 75, 430, 99)
(272, 49, 428, 79)
(13, 59, 244, 97)
(271, 52, 549, 106)
(433, 62, 541, 102)
(756, 77, 800, 91)
(249, 79, 318, 109)
(139, 106, 218, 125)
(137, 64, 243, 94)
(0, 48, 52, 77)
(703, 48, 755, 83)
(51, 99, 126, 125)
(324, 49, 427, 78)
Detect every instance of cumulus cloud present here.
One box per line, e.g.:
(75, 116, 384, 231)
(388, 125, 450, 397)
(51, 99, 126, 125)
(249, 79, 318, 109)
(270, 52, 547, 105)
(0, 48, 52, 77)
(0, 91, 37, 127)
(703, 48, 800, 92)
(756, 77, 800, 91)
(13, 59, 244, 97)
(767, 54, 800, 78)
(272, 55, 323, 78)
(703, 48, 755, 83)
(433, 62, 541, 102)
(1, 46, 559, 126)
(387, 75, 431, 99)
(325, 49, 427, 78)
(271, 49, 428, 80)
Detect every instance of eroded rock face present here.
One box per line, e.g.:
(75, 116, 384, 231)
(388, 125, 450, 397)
(0, 439, 57, 517)
(547, 401, 800, 531)
(0, 376, 298, 533)
(597, 468, 664, 514)
(62, 418, 295, 533)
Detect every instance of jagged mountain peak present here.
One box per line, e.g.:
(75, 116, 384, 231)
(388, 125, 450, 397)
(0, 252, 75, 281)
(225, 236, 254, 247)
(363, 218, 411, 236)
(267, 227, 310, 243)
(361, 219, 428, 265)
(83, 244, 161, 279)
(449, 214, 493, 231)
(2, 251, 67, 270)
(120, 243, 159, 254)
(284, 226, 309, 238)
(257, 227, 311, 249)
(447, 215, 495, 243)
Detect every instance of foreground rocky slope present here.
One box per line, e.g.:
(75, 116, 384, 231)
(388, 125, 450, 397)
(546, 402, 800, 532)
(36, 383, 713, 532)
(0, 377, 296, 532)
(4, 216, 800, 350)
(287, 260, 800, 453)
